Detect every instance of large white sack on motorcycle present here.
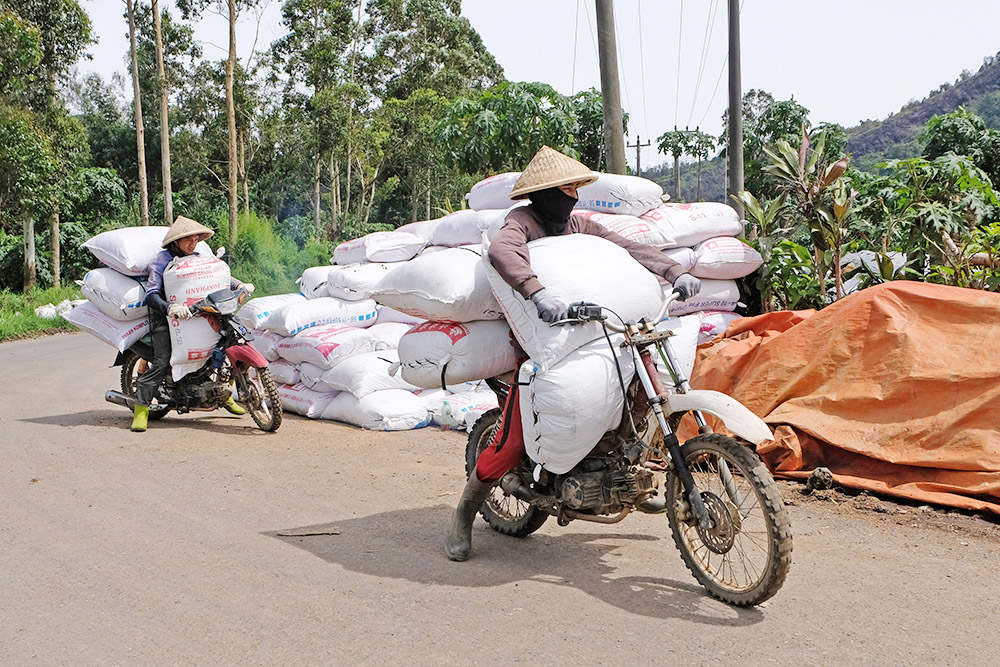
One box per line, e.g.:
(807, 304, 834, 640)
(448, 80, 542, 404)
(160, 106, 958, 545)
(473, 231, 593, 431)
(164, 255, 231, 380)
(395, 320, 518, 389)
(80, 268, 148, 321)
(321, 389, 430, 431)
(375, 305, 424, 326)
(251, 329, 284, 361)
(366, 322, 413, 350)
(667, 278, 740, 316)
(520, 337, 636, 474)
(297, 266, 333, 299)
(654, 314, 701, 388)
(333, 231, 426, 265)
(278, 382, 339, 419)
(371, 246, 503, 323)
(576, 173, 663, 217)
(236, 293, 306, 330)
(485, 234, 664, 371)
(64, 301, 150, 352)
(275, 324, 377, 369)
(431, 208, 513, 247)
(639, 203, 744, 249)
(308, 349, 418, 397)
(268, 359, 299, 385)
(697, 310, 741, 345)
(575, 210, 675, 248)
(263, 297, 378, 336)
(82, 226, 211, 277)
(327, 262, 398, 301)
(466, 172, 521, 211)
(692, 236, 763, 279)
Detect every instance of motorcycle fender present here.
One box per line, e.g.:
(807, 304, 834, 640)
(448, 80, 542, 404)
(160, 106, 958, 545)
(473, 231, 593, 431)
(226, 344, 268, 368)
(664, 389, 773, 444)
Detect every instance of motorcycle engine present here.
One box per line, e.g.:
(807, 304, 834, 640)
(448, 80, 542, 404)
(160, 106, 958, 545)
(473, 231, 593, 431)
(164, 378, 231, 409)
(559, 466, 658, 514)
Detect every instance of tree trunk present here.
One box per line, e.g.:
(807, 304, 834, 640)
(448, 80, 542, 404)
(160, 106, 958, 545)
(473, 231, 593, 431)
(345, 139, 352, 218)
(696, 159, 703, 201)
(313, 156, 322, 231)
(673, 155, 681, 202)
(328, 153, 338, 238)
(225, 0, 239, 246)
(239, 128, 249, 215)
(22, 214, 36, 291)
(50, 208, 60, 287)
(152, 0, 173, 225)
(425, 169, 431, 221)
(834, 246, 844, 300)
(126, 0, 149, 226)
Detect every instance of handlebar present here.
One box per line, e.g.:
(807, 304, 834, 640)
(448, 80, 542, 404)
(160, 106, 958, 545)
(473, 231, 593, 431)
(559, 289, 682, 333)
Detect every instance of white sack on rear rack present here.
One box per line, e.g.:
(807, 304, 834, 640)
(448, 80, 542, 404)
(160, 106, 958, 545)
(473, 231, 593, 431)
(80, 268, 148, 321)
(82, 226, 212, 277)
(297, 266, 333, 298)
(274, 324, 377, 368)
(372, 246, 503, 323)
(278, 383, 339, 418)
(395, 320, 517, 389)
(639, 203, 743, 249)
(576, 173, 663, 217)
(484, 233, 664, 371)
(236, 293, 306, 330)
(333, 231, 426, 265)
(321, 390, 430, 431)
(263, 297, 378, 336)
(466, 172, 521, 211)
(520, 337, 635, 475)
(327, 262, 397, 301)
(164, 255, 231, 380)
(64, 301, 150, 352)
(666, 278, 741, 316)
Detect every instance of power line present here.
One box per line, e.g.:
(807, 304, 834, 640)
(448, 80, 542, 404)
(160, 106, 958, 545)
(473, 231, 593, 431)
(687, 0, 722, 126)
(675, 0, 684, 128)
(636, 0, 649, 140)
(571, 0, 581, 92)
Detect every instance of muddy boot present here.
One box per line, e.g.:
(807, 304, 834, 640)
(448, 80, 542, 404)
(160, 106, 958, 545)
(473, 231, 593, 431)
(131, 404, 149, 432)
(445, 475, 494, 562)
(223, 395, 246, 415)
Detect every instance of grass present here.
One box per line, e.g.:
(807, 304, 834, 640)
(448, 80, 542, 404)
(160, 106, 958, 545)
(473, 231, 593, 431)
(0, 286, 84, 342)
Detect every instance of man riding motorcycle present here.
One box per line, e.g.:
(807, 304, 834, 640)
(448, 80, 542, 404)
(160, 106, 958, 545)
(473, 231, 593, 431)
(445, 146, 702, 561)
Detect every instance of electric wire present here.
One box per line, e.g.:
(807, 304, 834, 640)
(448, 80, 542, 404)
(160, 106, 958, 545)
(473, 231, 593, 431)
(637, 0, 650, 140)
(675, 0, 684, 128)
(687, 0, 721, 127)
(696, 0, 747, 130)
(572, 0, 581, 93)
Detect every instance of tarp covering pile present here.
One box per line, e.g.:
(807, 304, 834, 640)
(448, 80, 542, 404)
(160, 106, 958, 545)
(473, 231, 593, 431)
(689, 281, 1000, 514)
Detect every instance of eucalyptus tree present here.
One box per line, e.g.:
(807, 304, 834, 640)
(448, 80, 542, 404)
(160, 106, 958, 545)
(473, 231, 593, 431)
(125, 0, 149, 226)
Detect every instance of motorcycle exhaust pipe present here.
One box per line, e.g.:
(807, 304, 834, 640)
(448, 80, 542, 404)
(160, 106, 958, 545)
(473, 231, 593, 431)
(498, 473, 535, 503)
(105, 390, 137, 410)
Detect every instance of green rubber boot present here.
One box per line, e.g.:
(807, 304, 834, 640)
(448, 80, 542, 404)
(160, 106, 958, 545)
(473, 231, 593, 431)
(131, 404, 149, 432)
(445, 475, 494, 562)
(223, 395, 246, 415)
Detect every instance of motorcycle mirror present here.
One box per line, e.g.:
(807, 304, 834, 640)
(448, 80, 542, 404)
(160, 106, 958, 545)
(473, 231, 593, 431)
(215, 246, 226, 259)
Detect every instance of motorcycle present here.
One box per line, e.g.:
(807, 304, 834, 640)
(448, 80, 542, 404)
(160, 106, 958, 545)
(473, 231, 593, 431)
(467, 291, 792, 606)
(105, 285, 283, 432)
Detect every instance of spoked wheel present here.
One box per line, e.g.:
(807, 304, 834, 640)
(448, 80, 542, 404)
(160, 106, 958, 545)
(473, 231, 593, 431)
(465, 409, 548, 537)
(119, 350, 169, 420)
(665, 433, 792, 606)
(234, 363, 282, 432)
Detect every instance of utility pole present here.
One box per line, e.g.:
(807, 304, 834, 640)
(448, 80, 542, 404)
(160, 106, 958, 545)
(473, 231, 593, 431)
(727, 0, 744, 215)
(595, 0, 626, 174)
(627, 135, 651, 177)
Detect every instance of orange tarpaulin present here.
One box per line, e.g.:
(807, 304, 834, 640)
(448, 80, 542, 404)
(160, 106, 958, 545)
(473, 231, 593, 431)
(689, 281, 1000, 514)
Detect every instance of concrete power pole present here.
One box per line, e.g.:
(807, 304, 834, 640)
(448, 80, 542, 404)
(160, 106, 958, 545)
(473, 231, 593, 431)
(627, 135, 651, 177)
(595, 0, 626, 174)
(727, 0, 744, 215)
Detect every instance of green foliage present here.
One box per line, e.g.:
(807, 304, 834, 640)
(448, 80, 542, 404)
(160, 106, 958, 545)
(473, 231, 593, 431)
(0, 104, 54, 225)
(762, 240, 825, 311)
(0, 8, 42, 100)
(0, 284, 81, 341)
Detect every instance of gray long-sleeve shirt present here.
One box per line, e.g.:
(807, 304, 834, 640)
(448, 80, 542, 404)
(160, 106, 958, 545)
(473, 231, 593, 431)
(488, 206, 686, 299)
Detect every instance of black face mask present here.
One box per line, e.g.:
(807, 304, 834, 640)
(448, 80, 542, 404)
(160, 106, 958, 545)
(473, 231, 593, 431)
(527, 187, 578, 235)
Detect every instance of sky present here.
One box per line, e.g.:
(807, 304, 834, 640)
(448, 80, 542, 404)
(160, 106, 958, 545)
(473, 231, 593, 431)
(79, 0, 1000, 171)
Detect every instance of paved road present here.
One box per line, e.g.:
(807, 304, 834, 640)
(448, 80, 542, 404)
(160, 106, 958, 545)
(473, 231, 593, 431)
(2, 332, 997, 666)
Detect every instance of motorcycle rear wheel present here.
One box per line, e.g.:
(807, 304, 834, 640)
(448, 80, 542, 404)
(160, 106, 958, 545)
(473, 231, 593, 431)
(665, 434, 792, 607)
(465, 409, 548, 538)
(119, 350, 169, 420)
(235, 363, 282, 432)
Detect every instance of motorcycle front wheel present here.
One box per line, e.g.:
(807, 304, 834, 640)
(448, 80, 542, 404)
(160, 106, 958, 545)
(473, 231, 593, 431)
(234, 363, 282, 432)
(465, 409, 548, 537)
(665, 433, 792, 607)
(119, 350, 169, 420)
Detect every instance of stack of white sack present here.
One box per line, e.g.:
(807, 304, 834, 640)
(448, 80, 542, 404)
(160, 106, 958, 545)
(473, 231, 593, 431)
(65, 226, 212, 353)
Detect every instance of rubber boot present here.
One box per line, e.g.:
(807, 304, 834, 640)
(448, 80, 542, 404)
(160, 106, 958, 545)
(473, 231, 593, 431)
(445, 475, 494, 562)
(131, 404, 149, 432)
(223, 395, 246, 415)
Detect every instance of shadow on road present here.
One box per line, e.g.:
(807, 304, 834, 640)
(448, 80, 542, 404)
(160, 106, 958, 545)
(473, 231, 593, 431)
(20, 409, 265, 436)
(267, 506, 764, 626)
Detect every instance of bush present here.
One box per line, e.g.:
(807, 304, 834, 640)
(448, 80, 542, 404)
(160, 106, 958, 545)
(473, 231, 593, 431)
(0, 285, 82, 341)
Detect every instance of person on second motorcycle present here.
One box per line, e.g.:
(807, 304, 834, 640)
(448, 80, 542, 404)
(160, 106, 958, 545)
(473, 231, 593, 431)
(445, 146, 702, 561)
(130, 216, 254, 432)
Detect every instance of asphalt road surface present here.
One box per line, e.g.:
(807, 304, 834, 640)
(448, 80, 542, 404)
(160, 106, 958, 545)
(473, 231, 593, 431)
(2, 332, 997, 666)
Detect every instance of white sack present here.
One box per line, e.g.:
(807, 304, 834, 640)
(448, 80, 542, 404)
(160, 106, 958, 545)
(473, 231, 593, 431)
(431, 208, 512, 247)
(278, 383, 339, 419)
(268, 359, 300, 385)
(263, 297, 378, 336)
(485, 234, 664, 371)
(236, 293, 306, 330)
(80, 268, 148, 321)
(667, 278, 741, 316)
(64, 301, 150, 352)
(432, 390, 499, 431)
(692, 236, 763, 279)
(333, 231, 426, 265)
(251, 329, 284, 362)
(307, 349, 418, 397)
(640, 203, 744, 249)
(375, 306, 424, 326)
(164, 255, 231, 380)
(321, 390, 430, 431)
(655, 314, 701, 387)
(275, 324, 377, 369)
(395, 218, 442, 243)
(298, 363, 337, 392)
(327, 263, 397, 301)
(366, 322, 413, 350)
(577, 210, 674, 248)
(396, 320, 517, 389)
(372, 246, 503, 323)
(297, 266, 333, 299)
(520, 338, 635, 474)
(697, 310, 741, 345)
(663, 246, 697, 274)
(467, 172, 521, 211)
(576, 173, 663, 217)
(82, 226, 211, 277)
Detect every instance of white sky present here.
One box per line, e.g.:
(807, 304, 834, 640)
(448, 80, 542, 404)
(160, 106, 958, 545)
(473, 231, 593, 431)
(80, 0, 1000, 170)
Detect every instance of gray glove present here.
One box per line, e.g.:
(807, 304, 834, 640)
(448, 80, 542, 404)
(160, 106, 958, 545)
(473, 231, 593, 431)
(672, 273, 702, 301)
(530, 288, 568, 324)
(167, 304, 193, 320)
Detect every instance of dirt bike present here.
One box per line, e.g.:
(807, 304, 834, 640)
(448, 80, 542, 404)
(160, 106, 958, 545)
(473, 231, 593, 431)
(468, 291, 792, 606)
(105, 285, 283, 432)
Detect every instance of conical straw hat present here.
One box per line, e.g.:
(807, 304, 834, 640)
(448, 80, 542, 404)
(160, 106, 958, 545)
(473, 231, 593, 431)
(161, 216, 215, 247)
(509, 146, 599, 200)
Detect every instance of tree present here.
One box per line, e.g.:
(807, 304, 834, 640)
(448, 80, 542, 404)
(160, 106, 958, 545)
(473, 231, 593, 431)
(152, 0, 172, 224)
(656, 128, 689, 201)
(125, 0, 150, 225)
(686, 129, 717, 200)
